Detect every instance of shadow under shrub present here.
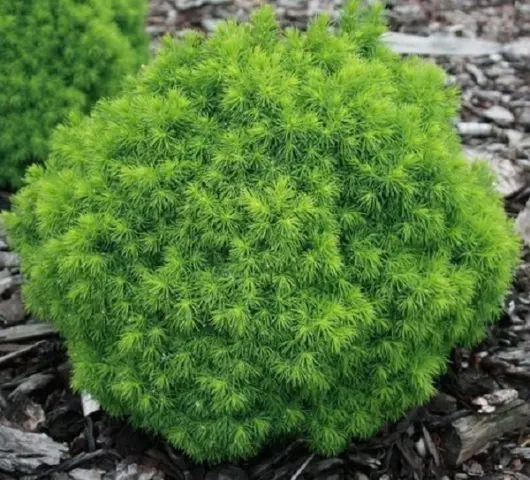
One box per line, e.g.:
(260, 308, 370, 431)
(0, 0, 149, 189)
(3, 0, 521, 463)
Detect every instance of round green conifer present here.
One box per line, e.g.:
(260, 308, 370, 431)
(3, 0, 520, 463)
(0, 0, 148, 190)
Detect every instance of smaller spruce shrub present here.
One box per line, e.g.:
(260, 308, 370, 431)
(4, 0, 520, 463)
(0, 0, 148, 189)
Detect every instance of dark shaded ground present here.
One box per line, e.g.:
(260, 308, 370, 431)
(0, 0, 529, 479)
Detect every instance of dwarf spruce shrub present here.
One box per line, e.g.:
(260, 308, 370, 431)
(4, 0, 520, 463)
(0, 0, 148, 189)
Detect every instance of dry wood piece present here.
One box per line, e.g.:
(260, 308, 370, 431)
(482, 105, 516, 127)
(463, 148, 525, 198)
(8, 372, 56, 401)
(81, 392, 101, 417)
(465, 63, 487, 86)
(69, 468, 106, 480)
(481, 474, 530, 480)
(492, 343, 530, 364)
(0, 340, 47, 368)
(112, 461, 165, 480)
(39, 450, 121, 479)
(0, 251, 19, 269)
(457, 122, 494, 137)
(290, 453, 316, 480)
(422, 425, 440, 467)
(0, 274, 22, 296)
(472, 389, 520, 414)
(0, 291, 26, 326)
(2, 396, 46, 432)
(516, 203, 530, 247)
(0, 425, 69, 473)
(0, 342, 26, 354)
(0, 322, 58, 343)
(511, 447, 530, 461)
(382, 32, 503, 56)
(442, 399, 530, 466)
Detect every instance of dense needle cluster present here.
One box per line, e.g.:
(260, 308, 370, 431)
(4, 0, 520, 462)
(0, 0, 148, 189)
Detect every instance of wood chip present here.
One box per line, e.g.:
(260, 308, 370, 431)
(1, 396, 46, 432)
(517, 204, 530, 247)
(382, 32, 503, 56)
(0, 340, 47, 368)
(443, 399, 530, 466)
(482, 389, 520, 407)
(0, 323, 58, 343)
(0, 251, 19, 269)
(466, 63, 487, 86)
(69, 468, 105, 480)
(457, 122, 494, 137)
(0, 274, 22, 296)
(472, 390, 519, 414)
(464, 148, 525, 197)
(0, 291, 26, 326)
(482, 105, 515, 127)
(511, 448, 530, 461)
(422, 425, 440, 467)
(8, 372, 56, 401)
(81, 392, 101, 417)
(0, 425, 69, 473)
(290, 453, 316, 480)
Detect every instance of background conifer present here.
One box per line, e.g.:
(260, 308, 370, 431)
(3, 0, 520, 462)
(0, 0, 148, 189)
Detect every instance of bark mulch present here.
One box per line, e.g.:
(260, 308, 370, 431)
(0, 0, 529, 478)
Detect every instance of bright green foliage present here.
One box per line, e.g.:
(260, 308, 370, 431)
(4, 0, 520, 463)
(0, 0, 148, 190)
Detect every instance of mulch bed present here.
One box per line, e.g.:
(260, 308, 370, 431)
(1, 0, 529, 478)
